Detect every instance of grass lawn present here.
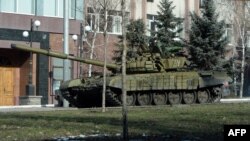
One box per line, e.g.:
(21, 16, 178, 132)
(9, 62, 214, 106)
(0, 103, 250, 141)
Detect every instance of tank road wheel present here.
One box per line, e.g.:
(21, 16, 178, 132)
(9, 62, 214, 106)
(137, 92, 152, 106)
(127, 93, 136, 106)
(153, 92, 167, 105)
(168, 92, 181, 105)
(197, 89, 210, 104)
(211, 87, 222, 103)
(182, 92, 196, 104)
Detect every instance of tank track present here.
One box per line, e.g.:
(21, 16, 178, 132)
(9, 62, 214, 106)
(60, 86, 222, 107)
(60, 88, 122, 107)
(106, 89, 122, 106)
(60, 89, 79, 107)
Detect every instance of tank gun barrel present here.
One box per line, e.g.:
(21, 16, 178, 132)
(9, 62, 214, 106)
(11, 44, 119, 70)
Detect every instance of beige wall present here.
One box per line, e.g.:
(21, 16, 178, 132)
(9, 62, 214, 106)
(131, 0, 144, 20)
(129, 0, 199, 38)
(131, 0, 199, 18)
(146, 0, 191, 17)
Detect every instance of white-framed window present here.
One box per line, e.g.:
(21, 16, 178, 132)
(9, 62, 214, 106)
(111, 16, 122, 34)
(87, 13, 100, 32)
(87, 9, 122, 34)
(146, 14, 157, 36)
(0, 0, 34, 14)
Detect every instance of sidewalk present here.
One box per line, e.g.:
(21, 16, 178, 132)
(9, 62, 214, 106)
(220, 98, 250, 103)
(0, 104, 78, 112)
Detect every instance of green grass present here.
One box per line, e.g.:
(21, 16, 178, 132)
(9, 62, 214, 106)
(1, 103, 250, 141)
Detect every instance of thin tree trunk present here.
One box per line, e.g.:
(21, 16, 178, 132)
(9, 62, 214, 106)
(88, 17, 98, 78)
(88, 36, 96, 77)
(102, 4, 108, 113)
(240, 39, 245, 98)
(232, 44, 237, 96)
(121, 0, 128, 140)
(238, 2, 246, 98)
(85, 0, 104, 78)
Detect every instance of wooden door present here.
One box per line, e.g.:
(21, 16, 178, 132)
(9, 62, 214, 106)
(0, 67, 14, 106)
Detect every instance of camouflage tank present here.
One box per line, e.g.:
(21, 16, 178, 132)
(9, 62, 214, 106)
(11, 44, 232, 107)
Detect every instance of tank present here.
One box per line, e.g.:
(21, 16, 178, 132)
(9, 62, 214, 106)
(11, 44, 232, 107)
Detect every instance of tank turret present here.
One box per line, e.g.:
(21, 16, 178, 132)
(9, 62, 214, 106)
(11, 44, 189, 74)
(126, 53, 189, 73)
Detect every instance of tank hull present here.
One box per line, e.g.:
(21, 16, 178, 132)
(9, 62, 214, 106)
(60, 71, 231, 107)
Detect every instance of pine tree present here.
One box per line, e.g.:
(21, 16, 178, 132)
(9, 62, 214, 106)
(126, 19, 148, 56)
(189, 0, 228, 70)
(113, 19, 148, 62)
(150, 0, 183, 57)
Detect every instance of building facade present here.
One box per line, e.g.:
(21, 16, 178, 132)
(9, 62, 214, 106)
(0, 0, 83, 106)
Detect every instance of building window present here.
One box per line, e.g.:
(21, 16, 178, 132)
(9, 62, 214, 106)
(0, 0, 15, 13)
(87, 13, 100, 32)
(18, 0, 34, 14)
(37, 0, 71, 18)
(0, 0, 81, 19)
(147, 14, 157, 36)
(42, 0, 57, 16)
(0, 0, 34, 14)
(147, 0, 154, 2)
(87, 9, 122, 34)
(112, 16, 122, 34)
(52, 58, 72, 80)
(70, 0, 77, 19)
(38, 0, 77, 18)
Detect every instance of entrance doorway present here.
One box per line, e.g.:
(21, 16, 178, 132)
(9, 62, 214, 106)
(0, 56, 14, 106)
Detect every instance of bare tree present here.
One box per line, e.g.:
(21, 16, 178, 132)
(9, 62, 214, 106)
(84, 0, 102, 77)
(121, 0, 128, 140)
(216, 0, 250, 98)
(236, 1, 248, 98)
(85, 0, 121, 112)
(98, 0, 121, 112)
